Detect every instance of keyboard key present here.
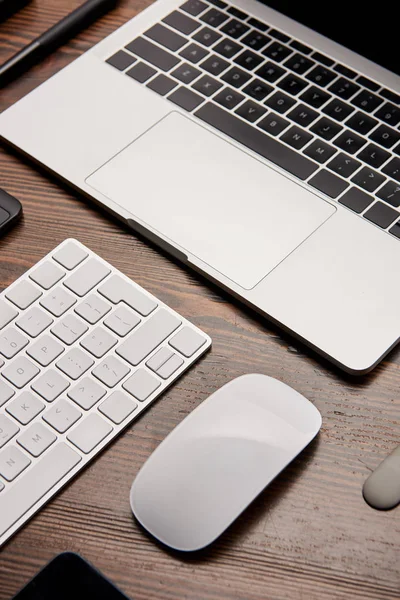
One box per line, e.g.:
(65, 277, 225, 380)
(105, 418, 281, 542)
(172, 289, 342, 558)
(29, 262, 64, 290)
(80, 327, 117, 359)
(265, 91, 296, 114)
(327, 153, 361, 178)
(334, 131, 366, 155)
(221, 19, 249, 39)
(193, 26, 221, 46)
(304, 140, 336, 163)
(248, 17, 268, 32)
(68, 377, 106, 410)
(277, 74, 308, 96)
(346, 111, 377, 135)
(0, 414, 19, 448)
(126, 37, 180, 72)
(51, 314, 88, 345)
(99, 391, 138, 425)
(123, 369, 161, 402)
(310, 116, 342, 140)
(180, 0, 207, 16)
(208, 0, 227, 8)
(168, 86, 204, 111)
(281, 126, 313, 150)
(195, 102, 317, 179)
(300, 86, 331, 109)
(0, 380, 15, 407)
(380, 89, 400, 105)
(192, 74, 222, 96)
(172, 62, 201, 82)
(357, 143, 390, 169)
(92, 355, 130, 388)
(258, 113, 289, 136)
(31, 369, 69, 402)
(289, 40, 312, 55)
(27, 334, 64, 366)
(116, 308, 181, 366)
(214, 39, 242, 59)
(0, 442, 80, 533)
(364, 201, 398, 228)
(145, 23, 186, 51)
(179, 42, 209, 63)
(0, 446, 30, 482)
(263, 41, 292, 62)
(382, 157, 400, 182)
(104, 306, 140, 337)
(269, 29, 290, 43)
(351, 90, 383, 113)
(64, 258, 110, 298)
(323, 99, 354, 122)
(169, 326, 206, 357)
(153, 353, 183, 379)
(214, 87, 244, 109)
(98, 274, 157, 317)
(52, 242, 88, 270)
(40, 286, 76, 317)
(309, 169, 349, 198)
(243, 79, 273, 101)
(369, 124, 400, 149)
(106, 50, 136, 71)
(67, 413, 113, 454)
(200, 54, 229, 76)
(395, 143, 400, 157)
(284, 53, 314, 75)
(328, 77, 360, 100)
(74, 293, 111, 324)
(126, 62, 156, 83)
(227, 6, 247, 20)
(43, 399, 81, 433)
(356, 75, 379, 92)
(200, 8, 228, 28)
(256, 61, 285, 84)
(0, 300, 18, 330)
(6, 281, 41, 310)
(0, 327, 28, 359)
(377, 181, 400, 207)
(18, 422, 56, 456)
(17, 307, 53, 338)
(235, 100, 266, 123)
(234, 49, 263, 71)
(163, 10, 201, 34)
(147, 74, 177, 96)
(351, 167, 386, 192)
(375, 103, 400, 126)
(334, 64, 357, 79)
(311, 51, 334, 67)
(389, 221, 400, 239)
(146, 346, 175, 373)
(222, 66, 251, 88)
(7, 392, 44, 425)
(242, 30, 270, 51)
(3, 357, 39, 389)
(56, 348, 94, 380)
(306, 65, 336, 87)
(287, 104, 318, 126)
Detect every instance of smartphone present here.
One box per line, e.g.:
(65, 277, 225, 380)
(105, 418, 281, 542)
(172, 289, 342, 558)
(12, 552, 132, 600)
(0, 188, 22, 236)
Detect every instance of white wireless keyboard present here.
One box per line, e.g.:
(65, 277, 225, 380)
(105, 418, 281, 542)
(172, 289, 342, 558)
(0, 239, 211, 547)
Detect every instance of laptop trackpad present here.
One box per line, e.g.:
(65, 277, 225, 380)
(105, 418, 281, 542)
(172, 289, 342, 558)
(87, 112, 335, 289)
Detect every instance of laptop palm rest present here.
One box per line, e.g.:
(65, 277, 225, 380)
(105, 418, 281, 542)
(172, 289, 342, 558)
(86, 112, 335, 290)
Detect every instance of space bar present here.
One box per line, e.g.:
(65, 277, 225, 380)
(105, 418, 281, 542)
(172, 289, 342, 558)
(0, 443, 81, 537)
(195, 103, 318, 181)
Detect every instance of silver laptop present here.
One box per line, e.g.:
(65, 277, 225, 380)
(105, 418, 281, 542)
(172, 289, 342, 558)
(1, 0, 400, 375)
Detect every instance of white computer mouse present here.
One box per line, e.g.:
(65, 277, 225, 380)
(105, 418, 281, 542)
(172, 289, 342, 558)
(130, 374, 321, 552)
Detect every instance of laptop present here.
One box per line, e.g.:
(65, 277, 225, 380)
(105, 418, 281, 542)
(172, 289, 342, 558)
(1, 0, 399, 375)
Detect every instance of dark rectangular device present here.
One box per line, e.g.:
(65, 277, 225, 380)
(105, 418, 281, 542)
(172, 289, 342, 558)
(0, 188, 22, 235)
(12, 552, 131, 600)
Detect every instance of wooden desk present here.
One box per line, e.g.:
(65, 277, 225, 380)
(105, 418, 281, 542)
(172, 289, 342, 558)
(0, 2, 399, 598)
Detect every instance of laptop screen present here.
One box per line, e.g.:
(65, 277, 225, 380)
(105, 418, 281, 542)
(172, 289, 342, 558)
(262, 2, 399, 77)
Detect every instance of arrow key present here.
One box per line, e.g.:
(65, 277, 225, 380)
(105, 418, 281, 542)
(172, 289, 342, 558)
(43, 399, 82, 433)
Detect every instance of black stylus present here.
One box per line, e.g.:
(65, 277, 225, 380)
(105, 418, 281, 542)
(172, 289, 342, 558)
(0, 0, 119, 87)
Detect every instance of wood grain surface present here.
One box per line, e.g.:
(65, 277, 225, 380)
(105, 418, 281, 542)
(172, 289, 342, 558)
(0, 2, 399, 599)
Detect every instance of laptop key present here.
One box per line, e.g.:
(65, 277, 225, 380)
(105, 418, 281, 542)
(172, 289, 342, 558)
(334, 63, 357, 79)
(284, 53, 314, 75)
(375, 102, 400, 126)
(31, 369, 69, 402)
(356, 75, 379, 92)
(0, 300, 18, 330)
(380, 89, 400, 105)
(334, 131, 366, 155)
(200, 55, 229, 76)
(328, 77, 360, 100)
(222, 67, 251, 88)
(98, 274, 157, 316)
(303, 140, 336, 164)
(265, 91, 296, 114)
(17, 307, 53, 338)
(351, 167, 386, 193)
(221, 19, 249, 39)
(243, 79, 273, 101)
(364, 201, 398, 228)
(51, 314, 88, 345)
(106, 50, 136, 71)
(145, 24, 186, 52)
(147, 74, 177, 96)
(208, 0, 227, 8)
(127, 63, 156, 84)
(263, 41, 292, 62)
(300, 86, 331, 109)
(287, 104, 318, 127)
(6, 281, 41, 311)
(2, 356, 39, 389)
(242, 31, 270, 51)
(125, 38, 180, 71)
(163, 10, 201, 34)
(227, 6, 247, 20)
(180, 0, 208, 16)
(192, 75, 222, 96)
(311, 116, 342, 140)
(179, 43, 209, 63)
(235, 100, 266, 123)
(306, 65, 336, 87)
(214, 39, 242, 59)
(346, 111, 378, 135)
(269, 29, 290, 43)
(277, 74, 308, 96)
(351, 90, 383, 113)
(390, 221, 400, 238)
(369, 125, 400, 149)
(168, 86, 204, 111)
(382, 157, 400, 182)
(258, 113, 289, 136)
(327, 153, 361, 178)
(200, 8, 228, 28)
(172, 62, 201, 83)
(322, 99, 354, 122)
(290, 40, 312, 55)
(256, 61, 285, 83)
(193, 26, 221, 47)
(311, 51, 334, 67)
(377, 181, 400, 207)
(234, 50, 263, 71)
(214, 87, 244, 109)
(339, 187, 373, 213)
(309, 169, 349, 198)
(0, 327, 28, 359)
(357, 143, 390, 169)
(248, 17, 268, 32)
(67, 414, 113, 454)
(281, 126, 313, 150)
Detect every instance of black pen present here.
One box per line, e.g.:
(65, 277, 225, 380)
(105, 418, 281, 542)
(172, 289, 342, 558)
(0, 0, 119, 87)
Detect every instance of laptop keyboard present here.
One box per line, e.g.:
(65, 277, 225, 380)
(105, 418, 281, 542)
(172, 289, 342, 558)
(105, 0, 400, 240)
